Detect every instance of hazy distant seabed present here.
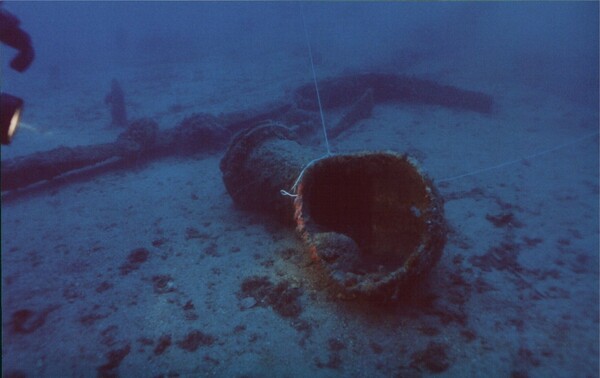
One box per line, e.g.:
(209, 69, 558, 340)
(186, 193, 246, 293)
(1, 2, 598, 377)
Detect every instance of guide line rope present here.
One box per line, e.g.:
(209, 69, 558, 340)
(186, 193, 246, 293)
(281, 5, 332, 198)
(284, 5, 598, 194)
(438, 131, 599, 183)
(301, 4, 331, 157)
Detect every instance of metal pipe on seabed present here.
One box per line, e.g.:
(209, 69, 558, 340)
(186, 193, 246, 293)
(220, 123, 447, 301)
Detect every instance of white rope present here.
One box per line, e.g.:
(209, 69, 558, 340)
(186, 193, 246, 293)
(280, 155, 329, 198)
(280, 5, 332, 198)
(438, 131, 599, 183)
(284, 7, 598, 193)
(301, 4, 330, 156)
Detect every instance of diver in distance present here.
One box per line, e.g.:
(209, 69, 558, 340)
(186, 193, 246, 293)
(105, 79, 128, 128)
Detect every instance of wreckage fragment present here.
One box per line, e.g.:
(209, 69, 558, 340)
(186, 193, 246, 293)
(220, 123, 447, 300)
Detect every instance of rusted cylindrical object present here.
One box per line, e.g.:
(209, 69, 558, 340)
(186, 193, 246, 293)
(220, 124, 314, 223)
(220, 123, 447, 300)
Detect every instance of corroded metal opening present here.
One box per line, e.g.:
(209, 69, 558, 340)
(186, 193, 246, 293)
(220, 124, 447, 301)
(294, 152, 446, 300)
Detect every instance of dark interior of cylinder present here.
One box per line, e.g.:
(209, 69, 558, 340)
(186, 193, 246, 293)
(302, 154, 430, 272)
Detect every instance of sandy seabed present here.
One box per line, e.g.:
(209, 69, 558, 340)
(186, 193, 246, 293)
(2, 51, 598, 377)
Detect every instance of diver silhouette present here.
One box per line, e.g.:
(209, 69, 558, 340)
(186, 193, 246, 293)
(0, 4, 34, 145)
(105, 79, 128, 128)
(0, 6, 34, 73)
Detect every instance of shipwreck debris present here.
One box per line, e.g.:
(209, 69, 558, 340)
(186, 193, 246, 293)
(221, 123, 447, 300)
(1, 72, 492, 194)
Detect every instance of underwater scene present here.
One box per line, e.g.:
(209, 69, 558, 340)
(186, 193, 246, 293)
(1, 2, 598, 377)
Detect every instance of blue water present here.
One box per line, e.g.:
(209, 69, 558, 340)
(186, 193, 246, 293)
(4, 2, 598, 104)
(1, 2, 598, 377)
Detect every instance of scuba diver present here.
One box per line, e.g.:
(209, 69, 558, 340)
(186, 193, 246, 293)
(105, 79, 128, 127)
(0, 3, 35, 145)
